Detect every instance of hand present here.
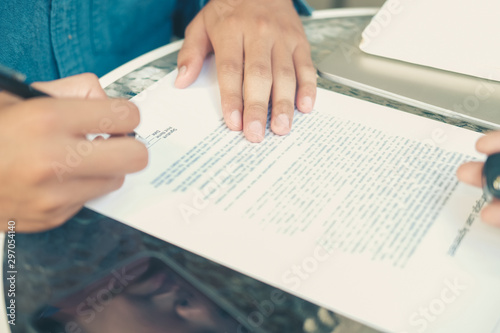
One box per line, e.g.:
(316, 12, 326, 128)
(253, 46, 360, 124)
(0, 74, 148, 232)
(457, 131, 500, 226)
(175, 0, 317, 142)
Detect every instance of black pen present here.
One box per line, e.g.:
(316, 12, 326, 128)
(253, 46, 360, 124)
(0, 64, 50, 98)
(0, 64, 139, 139)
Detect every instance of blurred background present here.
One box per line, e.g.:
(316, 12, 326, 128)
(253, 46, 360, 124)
(308, 0, 385, 9)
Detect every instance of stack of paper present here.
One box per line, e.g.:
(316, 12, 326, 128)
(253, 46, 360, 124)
(360, 0, 500, 82)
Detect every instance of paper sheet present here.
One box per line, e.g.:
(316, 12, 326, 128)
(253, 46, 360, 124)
(360, 0, 500, 82)
(87, 57, 500, 333)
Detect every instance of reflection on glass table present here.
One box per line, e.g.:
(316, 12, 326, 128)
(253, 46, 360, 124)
(34, 256, 251, 333)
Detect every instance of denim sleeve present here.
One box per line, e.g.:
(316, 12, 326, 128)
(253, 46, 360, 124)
(197, 0, 313, 15)
(174, 0, 313, 37)
(198, 0, 313, 15)
(291, 0, 314, 15)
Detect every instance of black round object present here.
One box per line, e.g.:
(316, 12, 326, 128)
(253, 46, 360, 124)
(482, 153, 500, 201)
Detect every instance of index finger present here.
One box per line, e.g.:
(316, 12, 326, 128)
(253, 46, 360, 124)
(32, 98, 141, 135)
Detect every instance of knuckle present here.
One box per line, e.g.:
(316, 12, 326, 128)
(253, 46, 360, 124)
(253, 16, 272, 34)
(80, 72, 99, 84)
(178, 48, 197, 64)
(300, 80, 318, 94)
(276, 66, 296, 81)
(246, 62, 272, 80)
(273, 99, 294, 113)
(221, 92, 242, 110)
(299, 84, 317, 101)
(245, 101, 269, 115)
(295, 56, 315, 72)
(219, 60, 243, 77)
(302, 62, 316, 74)
(224, 16, 240, 29)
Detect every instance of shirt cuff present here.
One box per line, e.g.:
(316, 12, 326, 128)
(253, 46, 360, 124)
(294, 0, 314, 15)
(199, 0, 313, 16)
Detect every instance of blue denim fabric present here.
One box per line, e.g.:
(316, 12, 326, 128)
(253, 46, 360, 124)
(0, 0, 312, 82)
(198, 0, 314, 16)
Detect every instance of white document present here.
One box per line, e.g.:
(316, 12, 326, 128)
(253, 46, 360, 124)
(360, 0, 500, 82)
(87, 57, 500, 333)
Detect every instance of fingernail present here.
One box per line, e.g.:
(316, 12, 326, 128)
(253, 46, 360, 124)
(247, 121, 264, 142)
(175, 66, 187, 87)
(301, 96, 313, 112)
(274, 114, 290, 134)
(229, 110, 242, 129)
(178, 66, 187, 77)
(174, 66, 187, 89)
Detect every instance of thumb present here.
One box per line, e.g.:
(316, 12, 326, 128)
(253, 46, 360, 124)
(175, 13, 213, 89)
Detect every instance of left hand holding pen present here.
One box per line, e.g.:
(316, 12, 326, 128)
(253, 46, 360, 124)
(175, 0, 317, 142)
(457, 131, 500, 227)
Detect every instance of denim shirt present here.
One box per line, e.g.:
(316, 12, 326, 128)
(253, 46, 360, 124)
(0, 0, 312, 82)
